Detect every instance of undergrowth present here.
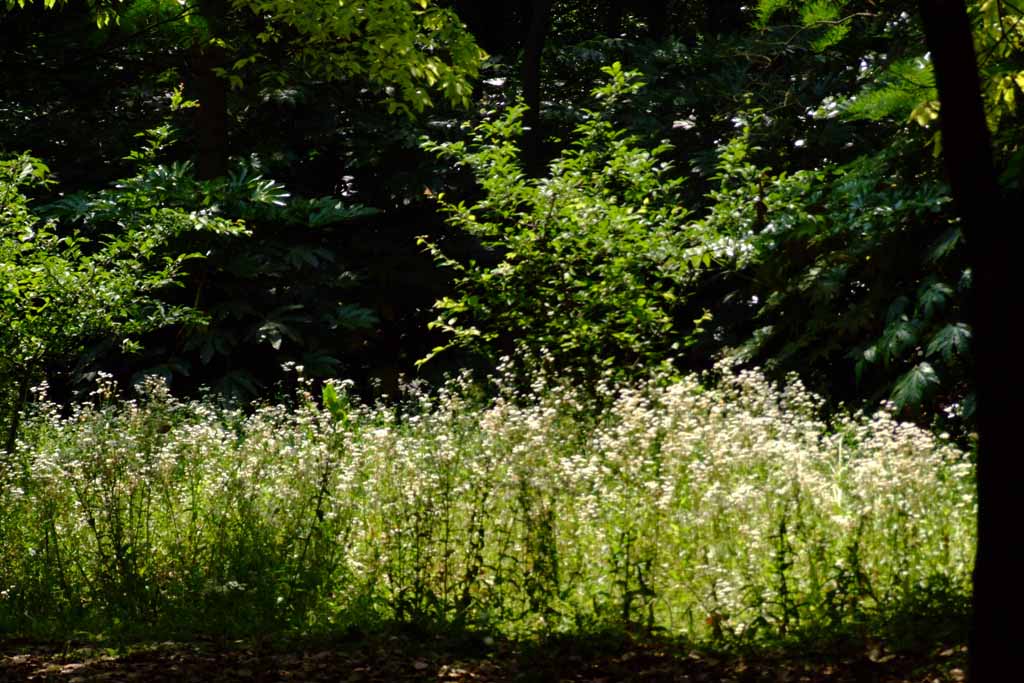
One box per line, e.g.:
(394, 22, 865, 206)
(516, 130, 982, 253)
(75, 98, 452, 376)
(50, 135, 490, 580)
(0, 363, 974, 649)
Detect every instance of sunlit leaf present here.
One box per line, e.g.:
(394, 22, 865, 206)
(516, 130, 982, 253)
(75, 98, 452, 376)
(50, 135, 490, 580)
(891, 361, 939, 407)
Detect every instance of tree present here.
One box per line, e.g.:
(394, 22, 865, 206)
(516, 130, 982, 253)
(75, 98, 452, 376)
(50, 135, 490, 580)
(449, 0, 553, 174)
(6, 0, 485, 174)
(0, 144, 244, 457)
(1, 0, 488, 397)
(916, 2, 1022, 679)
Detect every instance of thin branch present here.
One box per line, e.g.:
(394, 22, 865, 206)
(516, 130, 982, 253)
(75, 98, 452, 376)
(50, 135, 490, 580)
(115, 6, 199, 48)
(782, 12, 879, 48)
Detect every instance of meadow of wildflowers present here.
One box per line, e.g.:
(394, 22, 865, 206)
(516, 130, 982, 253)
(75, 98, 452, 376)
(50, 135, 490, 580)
(0, 365, 974, 642)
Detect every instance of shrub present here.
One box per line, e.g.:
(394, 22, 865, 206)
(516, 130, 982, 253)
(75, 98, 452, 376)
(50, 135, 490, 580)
(420, 63, 708, 384)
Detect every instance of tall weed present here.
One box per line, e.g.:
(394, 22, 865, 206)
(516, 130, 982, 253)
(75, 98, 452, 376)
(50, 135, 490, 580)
(0, 366, 974, 642)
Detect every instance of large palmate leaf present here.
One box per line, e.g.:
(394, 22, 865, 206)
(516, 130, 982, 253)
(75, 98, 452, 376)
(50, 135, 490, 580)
(891, 361, 940, 408)
(926, 323, 972, 362)
(916, 281, 954, 319)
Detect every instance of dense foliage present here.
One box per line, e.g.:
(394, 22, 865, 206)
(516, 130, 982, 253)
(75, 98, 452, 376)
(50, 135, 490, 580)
(0, 141, 244, 452)
(2, 0, 1020, 426)
(421, 64, 700, 382)
(0, 0, 1019, 660)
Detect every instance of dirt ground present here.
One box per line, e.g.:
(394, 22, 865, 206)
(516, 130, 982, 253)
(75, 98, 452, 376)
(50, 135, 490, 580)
(0, 633, 968, 683)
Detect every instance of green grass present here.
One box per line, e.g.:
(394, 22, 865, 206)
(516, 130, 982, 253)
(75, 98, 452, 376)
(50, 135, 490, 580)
(0, 365, 974, 646)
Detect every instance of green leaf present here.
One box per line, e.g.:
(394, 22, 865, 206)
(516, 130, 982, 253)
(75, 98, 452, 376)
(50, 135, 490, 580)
(216, 370, 262, 399)
(329, 304, 378, 330)
(883, 318, 918, 359)
(299, 351, 341, 377)
(925, 323, 971, 361)
(910, 100, 940, 127)
(891, 362, 939, 408)
(885, 296, 910, 325)
(844, 58, 936, 123)
(322, 381, 349, 423)
(800, 0, 840, 25)
(928, 227, 962, 262)
(417, 65, 688, 381)
(916, 281, 953, 319)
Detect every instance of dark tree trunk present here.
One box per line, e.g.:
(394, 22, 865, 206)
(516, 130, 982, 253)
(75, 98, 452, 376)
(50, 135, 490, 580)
(190, 42, 229, 180)
(453, 1, 517, 56)
(3, 370, 31, 456)
(917, 2, 1021, 681)
(520, 0, 553, 177)
(454, 0, 549, 174)
(191, 0, 230, 180)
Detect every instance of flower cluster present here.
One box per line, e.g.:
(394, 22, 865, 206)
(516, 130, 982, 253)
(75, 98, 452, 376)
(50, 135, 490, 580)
(0, 365, 974, 640)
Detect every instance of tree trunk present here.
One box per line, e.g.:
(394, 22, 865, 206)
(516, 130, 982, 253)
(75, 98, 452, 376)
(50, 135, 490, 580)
(190, 41, 229, 180)
(520, 0, 553, 177)
(191, 0, 230, 180)
(453, 1, 517, 56)
(4, 369, 31, 456)
(917, 2, 1021, 681)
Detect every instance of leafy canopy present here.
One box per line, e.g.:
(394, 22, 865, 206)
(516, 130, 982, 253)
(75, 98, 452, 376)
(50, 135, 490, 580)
(7, 0, 486, 115)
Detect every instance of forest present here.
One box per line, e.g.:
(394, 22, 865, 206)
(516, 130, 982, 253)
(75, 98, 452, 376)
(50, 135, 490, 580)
(0, 1, 1020, 681)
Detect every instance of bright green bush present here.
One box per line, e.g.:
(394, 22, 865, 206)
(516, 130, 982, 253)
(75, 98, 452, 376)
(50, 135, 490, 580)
(420, 63, 707, 382)
(0, 365, 974, 641)
(0, 146, 245, 454)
